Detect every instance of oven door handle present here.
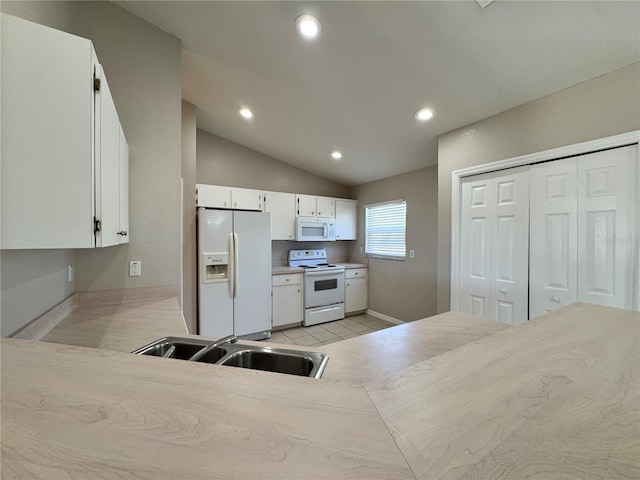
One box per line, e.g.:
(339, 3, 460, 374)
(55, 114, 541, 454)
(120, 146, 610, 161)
(305, 269, 345, 278)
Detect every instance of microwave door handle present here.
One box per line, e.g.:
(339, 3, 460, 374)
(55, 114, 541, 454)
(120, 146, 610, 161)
(233, 232, 239, 298)
(228, 233, 235, 298)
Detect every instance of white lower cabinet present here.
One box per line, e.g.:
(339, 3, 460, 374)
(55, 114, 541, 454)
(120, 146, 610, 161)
(345, 268, 368, 314)
(272, 274, 303, 329)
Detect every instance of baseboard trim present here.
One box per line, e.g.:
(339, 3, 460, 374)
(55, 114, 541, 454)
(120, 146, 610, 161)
(366, 309, 405, 325)
(77, 285, 177, 307)
(10, 294, 78, 341)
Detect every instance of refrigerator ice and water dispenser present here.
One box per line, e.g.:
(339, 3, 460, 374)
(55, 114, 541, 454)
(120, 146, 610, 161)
(202, 253, 229, 283)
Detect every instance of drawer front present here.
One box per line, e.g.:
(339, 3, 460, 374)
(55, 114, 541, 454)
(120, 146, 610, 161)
(272, 273, 303, 287)
(345, 268, 367, 279)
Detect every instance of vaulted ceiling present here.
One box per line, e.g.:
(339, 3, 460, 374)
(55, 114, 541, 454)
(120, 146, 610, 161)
(116, 1, 640, 186)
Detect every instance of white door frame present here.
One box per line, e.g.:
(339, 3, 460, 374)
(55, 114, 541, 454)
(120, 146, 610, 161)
(450, 130, 640, 312)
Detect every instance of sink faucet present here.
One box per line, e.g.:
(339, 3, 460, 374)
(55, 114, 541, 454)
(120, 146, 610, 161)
(189, 335, 238, 361)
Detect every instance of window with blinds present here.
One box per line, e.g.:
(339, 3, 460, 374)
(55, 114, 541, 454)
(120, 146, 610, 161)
(364, 199, 407, 259)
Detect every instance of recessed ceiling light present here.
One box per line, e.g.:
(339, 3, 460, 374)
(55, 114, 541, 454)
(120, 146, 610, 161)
(239, 108, 254, 120)
(331, 151, 343, 160)
(295, 14, 322, 39)
(415, 108, 434, 122)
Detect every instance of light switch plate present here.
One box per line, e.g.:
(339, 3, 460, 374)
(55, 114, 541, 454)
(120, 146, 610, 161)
(409, 250, 415, 258)
(67, 264, 73, 282)
(129, 260, 141, 277)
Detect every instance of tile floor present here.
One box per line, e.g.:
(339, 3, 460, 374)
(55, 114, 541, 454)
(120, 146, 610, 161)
(265, 314, 394, 347)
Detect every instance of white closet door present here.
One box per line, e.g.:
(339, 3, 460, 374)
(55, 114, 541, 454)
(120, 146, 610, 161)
(460, 167, 529, 324)
(529, 157, 578, 319)
(577, 145, 637, 310)
(460, 174, 493, 319)
(490, 167, 530, 325)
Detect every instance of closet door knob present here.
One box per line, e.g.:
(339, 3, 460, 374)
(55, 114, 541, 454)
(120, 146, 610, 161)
(551, 296, 561, 303)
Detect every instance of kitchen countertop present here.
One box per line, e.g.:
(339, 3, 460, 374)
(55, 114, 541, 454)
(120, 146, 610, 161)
(2, 301, 638, 478)
(321, 312, 509, 385)
(272, 265, 305, 275)
(40, 296, 187, 353)
(365, 303, 640, 479)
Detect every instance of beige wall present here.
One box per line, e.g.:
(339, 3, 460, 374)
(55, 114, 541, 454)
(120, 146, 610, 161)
(197, 130, 350, 198)
(437, 63, 640, 313)
(71, 2, 182, 293)
(182, 101, 197, 333)
(1, 2, 183, 334)
(0, 250, 75, 336)
(350, 166, 438, 322)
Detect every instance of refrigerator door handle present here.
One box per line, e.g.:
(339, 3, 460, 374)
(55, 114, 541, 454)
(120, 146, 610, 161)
(228, 232, 235, 298)
(233, 232, 239, 298)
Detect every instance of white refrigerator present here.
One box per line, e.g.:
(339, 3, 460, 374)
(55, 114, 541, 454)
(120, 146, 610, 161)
(198, 208, 272, 340)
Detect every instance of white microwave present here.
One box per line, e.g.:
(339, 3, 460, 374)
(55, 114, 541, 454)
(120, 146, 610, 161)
(295, 216, 336, 242)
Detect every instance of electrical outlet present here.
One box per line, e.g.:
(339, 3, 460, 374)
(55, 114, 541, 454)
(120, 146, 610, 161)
(129, 260, 141, 277)
(67, 264, 73, 282)
(409, 250, 415, 258)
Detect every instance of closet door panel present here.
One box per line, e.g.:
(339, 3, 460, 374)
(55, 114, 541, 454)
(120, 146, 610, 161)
(577, 145, 637, 309)
(460, 176, 493, 319)
(529, 158, 578, 319)
(491, 168, 529, 325)
(460, 167, 529, 324)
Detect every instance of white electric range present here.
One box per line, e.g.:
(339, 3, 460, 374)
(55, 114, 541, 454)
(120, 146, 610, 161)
(288, 249, 346, 326)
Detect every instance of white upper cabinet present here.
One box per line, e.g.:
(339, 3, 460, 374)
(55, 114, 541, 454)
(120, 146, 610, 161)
(196, 184, 263, 211)
(296, 194, 335, 218)
(118, 125, 130, 245)
(264, 191, 296, 240)
(1, 14, 129, 249)
(335, 199, 358, 240)
(231, 187, 263, 211)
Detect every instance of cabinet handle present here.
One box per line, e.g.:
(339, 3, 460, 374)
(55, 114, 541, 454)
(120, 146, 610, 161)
(297, 289, 301, 293)
(318, 211, 321, 215)
(551, 296, 561, 303)
(117, 231, 128, 236)
(286, 278, 290, 282)
(312, 211, 315, 215)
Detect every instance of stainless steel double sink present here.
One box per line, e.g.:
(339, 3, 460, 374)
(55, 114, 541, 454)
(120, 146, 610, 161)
(132, 337, 329, 379)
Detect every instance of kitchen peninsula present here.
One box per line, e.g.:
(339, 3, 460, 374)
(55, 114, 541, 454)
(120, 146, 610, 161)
(2, 300, 638, 479)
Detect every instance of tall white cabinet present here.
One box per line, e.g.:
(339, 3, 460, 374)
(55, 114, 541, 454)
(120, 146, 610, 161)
(457, 143, 638, 324)
(1, 14, 129, 249)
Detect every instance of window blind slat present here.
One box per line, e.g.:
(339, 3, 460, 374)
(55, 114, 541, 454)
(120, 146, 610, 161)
(364, 200, 406, 259)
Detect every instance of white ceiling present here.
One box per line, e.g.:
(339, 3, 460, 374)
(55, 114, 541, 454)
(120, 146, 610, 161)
(115, 1, 640, 186)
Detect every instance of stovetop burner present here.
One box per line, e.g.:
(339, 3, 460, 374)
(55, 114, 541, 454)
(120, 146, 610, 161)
(288, 249, 345, 273)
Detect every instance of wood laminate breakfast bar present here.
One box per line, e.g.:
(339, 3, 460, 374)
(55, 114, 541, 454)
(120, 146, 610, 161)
(2, 300, 638, 479)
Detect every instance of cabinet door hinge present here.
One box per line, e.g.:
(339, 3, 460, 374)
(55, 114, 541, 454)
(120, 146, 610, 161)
(93, 76, 101, 92)
(94, 217, 102, 233)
